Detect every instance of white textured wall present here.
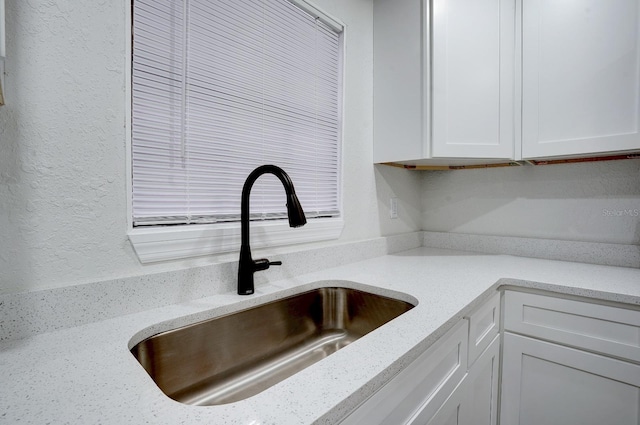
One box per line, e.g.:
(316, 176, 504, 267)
(0, 1, 129, 294)
(0, 0, 421, 294)
(9, 0, 634, 296)
(422, 160, 640, 245)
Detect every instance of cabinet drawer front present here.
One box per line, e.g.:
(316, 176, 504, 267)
(465, 293, 500, 366)
(504, 291, 640, 362)
(340, 320, 469, 425)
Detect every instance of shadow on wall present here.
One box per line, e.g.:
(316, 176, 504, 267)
(420, 159, 640, 245)
(374, 164, 422, 236)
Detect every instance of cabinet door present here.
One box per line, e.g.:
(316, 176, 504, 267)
(501, 332, 640, 425)
(339, 321, 468, 425)
(463, 335, 499, 425)
(410, 334, 501, 425)
(410, 377, 467, 425)
(522, 0, 640, 158)
(431, 0, 515, 159)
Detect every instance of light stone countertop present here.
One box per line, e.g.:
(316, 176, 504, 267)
(1, 247, 640, 425)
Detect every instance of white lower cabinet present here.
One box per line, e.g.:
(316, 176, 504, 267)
(341, 290, 640, 425)
(462, 335, 499, 425)
(503, 290, 640, 362)
(501, 290, 640, 425)
(416, 376, 467, 425)
(412, 334, 500, 425)
(500, 332, 640, 425)
(339, 320, 469, 425)
(466, 293, 500, 367)
(340, 295, 500, 425)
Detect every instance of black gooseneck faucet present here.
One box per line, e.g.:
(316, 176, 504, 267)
(238, 165, 307, 295)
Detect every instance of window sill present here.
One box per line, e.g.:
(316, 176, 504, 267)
(128, 218, 344, 263)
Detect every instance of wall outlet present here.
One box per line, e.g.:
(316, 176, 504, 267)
(390, 197, 398, 219)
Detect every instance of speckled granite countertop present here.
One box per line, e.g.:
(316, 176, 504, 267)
(2, 247, 640, 424)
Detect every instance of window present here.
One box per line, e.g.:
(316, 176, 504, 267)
(129, 0, 344, 262)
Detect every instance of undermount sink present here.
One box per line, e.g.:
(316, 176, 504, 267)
(130, 286, 415, 406)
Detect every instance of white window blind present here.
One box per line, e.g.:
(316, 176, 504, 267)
(132, 0, 342, 226)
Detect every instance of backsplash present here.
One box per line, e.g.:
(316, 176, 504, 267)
(421, 159, 640, 245)
(3, 229, 639, 343)
(423, 231, 640, 268)
(0, 233, 422, 342)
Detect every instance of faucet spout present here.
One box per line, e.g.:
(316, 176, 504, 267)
(238, 165, 307, 295)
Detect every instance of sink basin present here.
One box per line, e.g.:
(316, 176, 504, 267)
(130, 286, 415, 406)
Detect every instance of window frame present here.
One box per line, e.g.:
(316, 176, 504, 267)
(125, 0, 345, 263)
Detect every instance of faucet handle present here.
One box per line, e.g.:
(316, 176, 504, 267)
(253, 258, 282, 271)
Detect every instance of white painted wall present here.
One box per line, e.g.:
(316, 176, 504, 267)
(2, 0, 637, 296)
(422, 160, 640, 245)
(0, 0, 421, 295)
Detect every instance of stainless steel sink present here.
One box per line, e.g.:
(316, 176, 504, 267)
(130, 286, 415, 406)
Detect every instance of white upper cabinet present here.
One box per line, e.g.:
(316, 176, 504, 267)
(374, 0, 640, 165)
(373, 0, 425, 163)
(373, 0, 516, 164)
(432, 0, 515, 159)
(522, 0, 640, 158)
